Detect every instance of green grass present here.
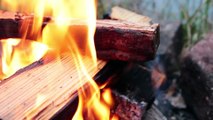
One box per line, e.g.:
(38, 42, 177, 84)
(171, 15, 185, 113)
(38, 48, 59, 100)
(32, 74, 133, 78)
(180, 0, 213, 48)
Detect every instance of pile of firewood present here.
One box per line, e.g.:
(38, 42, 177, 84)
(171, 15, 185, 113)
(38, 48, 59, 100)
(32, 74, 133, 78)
(0, 6, 162, 120)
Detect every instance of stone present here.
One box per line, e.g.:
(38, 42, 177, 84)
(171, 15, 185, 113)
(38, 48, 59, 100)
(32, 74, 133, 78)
(179, 33, 213, 120)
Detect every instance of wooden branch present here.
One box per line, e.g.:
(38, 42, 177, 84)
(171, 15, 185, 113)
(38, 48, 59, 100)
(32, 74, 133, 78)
(0, 10, 159, 62)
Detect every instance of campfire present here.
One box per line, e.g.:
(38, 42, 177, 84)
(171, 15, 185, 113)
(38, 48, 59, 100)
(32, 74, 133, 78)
(0, 1, 159, 120)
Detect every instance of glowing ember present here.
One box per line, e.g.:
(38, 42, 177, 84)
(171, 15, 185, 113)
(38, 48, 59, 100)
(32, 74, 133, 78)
(1, 0, 113, 119)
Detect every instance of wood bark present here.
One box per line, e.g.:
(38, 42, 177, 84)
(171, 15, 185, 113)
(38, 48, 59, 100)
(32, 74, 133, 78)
(0, 11, 159, 62)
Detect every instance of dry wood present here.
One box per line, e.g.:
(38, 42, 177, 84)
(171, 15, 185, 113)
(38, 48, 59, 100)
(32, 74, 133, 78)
(0, 10, 159, 62)
(0, 54, 106, 120)
(111, 6, 152, 26)
(95, 20, 159, 62)
(106, 6, 160, 61)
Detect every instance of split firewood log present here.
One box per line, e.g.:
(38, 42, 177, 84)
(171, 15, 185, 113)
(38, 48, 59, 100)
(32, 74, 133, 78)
(0, 10, 159, 62)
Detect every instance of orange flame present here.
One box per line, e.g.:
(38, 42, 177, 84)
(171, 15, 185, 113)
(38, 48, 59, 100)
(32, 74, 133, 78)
(1, 0, 114, 119)
(0, 38, 48, 80)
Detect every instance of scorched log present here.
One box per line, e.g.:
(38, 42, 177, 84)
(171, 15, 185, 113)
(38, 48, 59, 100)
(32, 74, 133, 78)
(0, 11, 160, 62)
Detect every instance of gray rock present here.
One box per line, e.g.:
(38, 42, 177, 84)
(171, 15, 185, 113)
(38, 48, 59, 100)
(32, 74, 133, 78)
(179, 33, 213, 120)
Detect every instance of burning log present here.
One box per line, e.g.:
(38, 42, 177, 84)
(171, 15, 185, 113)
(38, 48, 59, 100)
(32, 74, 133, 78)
(54, 6, 159, 120)
(0, 7, 160, 119)
(0, 10, 159, 62)
(51, 61, 128, 120)
(0, 54, 111, 119)
(52, 63, 155, 120)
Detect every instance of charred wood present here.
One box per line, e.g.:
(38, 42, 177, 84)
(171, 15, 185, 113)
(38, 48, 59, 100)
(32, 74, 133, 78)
(111, 91, 147, 120)
(109, 63, 155, 120)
